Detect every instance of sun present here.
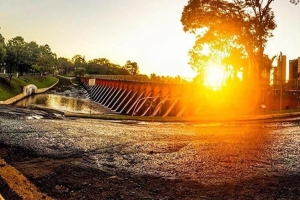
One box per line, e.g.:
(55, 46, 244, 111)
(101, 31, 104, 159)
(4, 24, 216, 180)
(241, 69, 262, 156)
(204, 64, 226, 90)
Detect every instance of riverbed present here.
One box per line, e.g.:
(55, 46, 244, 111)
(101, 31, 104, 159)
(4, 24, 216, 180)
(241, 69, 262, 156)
(1, 115, 300, 199)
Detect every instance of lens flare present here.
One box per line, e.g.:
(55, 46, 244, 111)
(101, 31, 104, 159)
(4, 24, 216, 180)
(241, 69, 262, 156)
(204, 64, 226, 90)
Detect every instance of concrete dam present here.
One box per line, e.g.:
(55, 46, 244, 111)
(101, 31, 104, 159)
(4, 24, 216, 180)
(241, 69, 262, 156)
(80, 75, 203, 117)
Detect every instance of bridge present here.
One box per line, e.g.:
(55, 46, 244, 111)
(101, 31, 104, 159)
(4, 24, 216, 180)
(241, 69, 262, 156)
(80, 75, 300, 117)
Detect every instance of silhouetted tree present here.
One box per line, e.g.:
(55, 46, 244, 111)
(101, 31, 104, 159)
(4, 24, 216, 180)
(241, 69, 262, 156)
(181, 0, 296, 111)
(290, 0, 300, 5)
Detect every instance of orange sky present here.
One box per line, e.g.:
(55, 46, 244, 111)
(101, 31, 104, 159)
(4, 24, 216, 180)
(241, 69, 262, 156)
(0, 0, 299, 79)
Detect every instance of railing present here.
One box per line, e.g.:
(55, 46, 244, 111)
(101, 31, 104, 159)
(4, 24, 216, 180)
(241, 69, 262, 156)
(84, 74, 149, 82)
(84, 74, 191, 84)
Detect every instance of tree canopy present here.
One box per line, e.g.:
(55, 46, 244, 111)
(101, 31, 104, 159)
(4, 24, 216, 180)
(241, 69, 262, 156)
(124, 60, 139, 76)
(181, 0, 279, 83)
(87, 58, 130, 75)
(0, 32, 138, 78)
(5, 36, 27, 76)
(181, 0, 298, 111)
(4, 36, 57, 79)
(0, 33, 5, 65)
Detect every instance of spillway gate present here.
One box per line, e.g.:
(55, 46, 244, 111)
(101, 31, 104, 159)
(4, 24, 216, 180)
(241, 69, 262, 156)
(80, 75, 203, 117)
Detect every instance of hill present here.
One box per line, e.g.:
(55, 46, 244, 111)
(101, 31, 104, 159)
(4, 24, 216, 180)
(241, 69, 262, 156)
(0, 75, 58, 101)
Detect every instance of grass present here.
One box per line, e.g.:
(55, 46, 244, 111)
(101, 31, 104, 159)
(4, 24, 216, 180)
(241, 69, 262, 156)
(0, 75, 58, 101)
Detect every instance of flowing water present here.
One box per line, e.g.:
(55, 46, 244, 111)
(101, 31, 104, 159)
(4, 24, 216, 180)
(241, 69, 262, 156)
(14, 93, 113, 114)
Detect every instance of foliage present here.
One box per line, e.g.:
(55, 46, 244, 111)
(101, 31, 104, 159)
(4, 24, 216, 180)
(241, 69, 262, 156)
(4, 36, 57, 83)
(290, 0, 300, 5)
(181, 0, 299, 112)
(36, 44, 57, 75)
(26, 41, 40, 70)
(56, 57, 73, 75)
(86, 58, 130, 75)
(72, 55, 86, 69)
(180, 0, 293, 112)
(87, 58, 109, 74)
(181, 0, 277, 83)
(124, 60, 139, 75)
(0, 33, 5, 65)
(48, 55, 132, 76)
(72, 55, 87, 76)
(5, 36, 28, 77)
(182, 0, 298, 81)
(1, 32, 138, 79)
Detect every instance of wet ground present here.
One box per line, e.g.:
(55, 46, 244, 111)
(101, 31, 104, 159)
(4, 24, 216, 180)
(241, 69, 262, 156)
(1, 117, 300, 199)
(1, 77, 300, 199)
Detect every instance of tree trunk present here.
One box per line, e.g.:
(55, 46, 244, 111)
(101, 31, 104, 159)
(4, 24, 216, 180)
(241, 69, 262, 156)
(8, 73, 13, 85)
(242, 55, 263, 114)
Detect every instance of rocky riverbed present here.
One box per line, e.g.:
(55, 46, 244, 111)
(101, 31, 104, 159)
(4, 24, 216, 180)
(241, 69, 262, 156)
(1, 114, 300, 199)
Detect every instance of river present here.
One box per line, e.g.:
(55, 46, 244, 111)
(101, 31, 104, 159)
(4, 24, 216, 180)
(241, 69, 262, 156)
(13, 81, 114, 115)
(14, 93, 113, 114)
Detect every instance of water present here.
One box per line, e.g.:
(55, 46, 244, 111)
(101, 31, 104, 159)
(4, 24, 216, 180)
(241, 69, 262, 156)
(14, 94, 112, 114)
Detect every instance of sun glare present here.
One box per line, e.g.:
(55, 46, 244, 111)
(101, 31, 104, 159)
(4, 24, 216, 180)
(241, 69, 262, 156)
(204, 64, 226, 90)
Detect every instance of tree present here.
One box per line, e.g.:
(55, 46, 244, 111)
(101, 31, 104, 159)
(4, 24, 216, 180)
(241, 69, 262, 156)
(37, 44, 57, 75)
(181, 0, 295, 112)
(290, 0, 300, 5)
(124, 60, 139, 75)
(5, 38, 40, 77)
(182, 0, 276, 78)
(72, 55, 86, 76)
(4, 36, 28, 81)
(57, 57, 73, 75)
(110, 63, 130, 75)
(87, 58, 110, 74)
(26, 41, 40, 73)
(3, 35, 58, 82)
(0, 33, 5, 68)
(86, 58, 130, 75)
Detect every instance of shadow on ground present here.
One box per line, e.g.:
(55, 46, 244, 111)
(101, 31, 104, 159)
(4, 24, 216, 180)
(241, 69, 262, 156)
(1, 144, 300, 200)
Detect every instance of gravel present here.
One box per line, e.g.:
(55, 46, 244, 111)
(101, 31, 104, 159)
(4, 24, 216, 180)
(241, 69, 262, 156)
(1, 116, 300, 187)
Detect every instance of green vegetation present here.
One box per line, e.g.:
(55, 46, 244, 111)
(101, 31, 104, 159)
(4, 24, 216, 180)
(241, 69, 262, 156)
(0, 33, 140, 81)
(0, 76, 58, 101)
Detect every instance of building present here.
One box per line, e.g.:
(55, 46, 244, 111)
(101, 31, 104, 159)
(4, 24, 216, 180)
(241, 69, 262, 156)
(289, 57, 300, 79)
(288, 57, 300, 90)
(289, 59, 298, 80)
(273, 54, 286, 85)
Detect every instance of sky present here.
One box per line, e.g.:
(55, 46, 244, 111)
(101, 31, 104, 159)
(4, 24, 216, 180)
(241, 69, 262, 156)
(0, 0, 300, 79)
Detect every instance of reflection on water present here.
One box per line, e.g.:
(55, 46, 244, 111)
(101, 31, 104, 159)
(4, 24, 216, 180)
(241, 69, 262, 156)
(15, 94, 110, 114)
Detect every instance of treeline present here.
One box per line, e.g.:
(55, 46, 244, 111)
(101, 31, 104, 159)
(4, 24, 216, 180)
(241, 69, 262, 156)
(0, 33, 140, 82)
